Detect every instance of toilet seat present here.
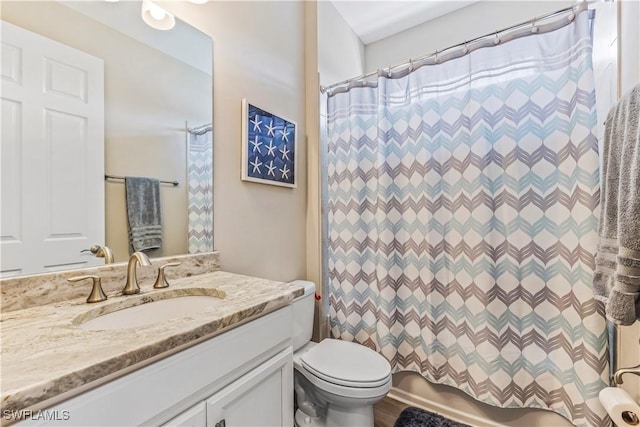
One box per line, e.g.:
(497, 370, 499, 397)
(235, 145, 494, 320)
(295, 358, 392, 400)
(294, 339, 392, 400)
(300, 339, 391, 388)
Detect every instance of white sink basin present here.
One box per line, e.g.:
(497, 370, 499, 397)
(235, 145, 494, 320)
(76, 291, 225, 331)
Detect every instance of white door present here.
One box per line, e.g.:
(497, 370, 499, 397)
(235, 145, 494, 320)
(206, 349, 294, 427)
(1, 21, 104, 277)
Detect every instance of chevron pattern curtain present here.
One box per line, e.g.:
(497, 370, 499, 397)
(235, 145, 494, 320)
(326, 10, 608, 427)
(188, 130, 213, 253)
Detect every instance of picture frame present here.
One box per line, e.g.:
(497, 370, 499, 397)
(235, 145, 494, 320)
(241, 99, 297, 188)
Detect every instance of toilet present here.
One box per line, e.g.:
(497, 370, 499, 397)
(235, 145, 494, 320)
(291, 280, 392, 427)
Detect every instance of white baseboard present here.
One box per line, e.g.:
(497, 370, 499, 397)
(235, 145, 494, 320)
(388, 387, 504, 427)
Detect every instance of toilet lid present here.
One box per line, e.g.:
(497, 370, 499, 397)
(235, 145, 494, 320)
(300, 339, 391, 387)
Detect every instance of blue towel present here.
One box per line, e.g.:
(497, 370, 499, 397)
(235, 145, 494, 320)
(125, 176, 162, 254)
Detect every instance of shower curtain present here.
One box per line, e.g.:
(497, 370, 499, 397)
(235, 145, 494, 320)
(326, 10, 608, 427)
(188, 129, 213, 253)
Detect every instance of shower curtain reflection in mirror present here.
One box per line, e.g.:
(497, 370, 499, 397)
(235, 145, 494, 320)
(188, 124, 213, 254)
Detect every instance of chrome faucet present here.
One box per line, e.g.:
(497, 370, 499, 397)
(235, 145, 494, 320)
(122, 252, 152, 295)
(82, 245, 115, 264)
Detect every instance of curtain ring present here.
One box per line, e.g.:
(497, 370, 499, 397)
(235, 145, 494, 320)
(462, 42, 469, 55)
(568, 12, 575, 22)
(494, 30, 501, 45)
(434, 50, 439, 64)
(408, 58, 413, 72)
(531, 17, 538, 33)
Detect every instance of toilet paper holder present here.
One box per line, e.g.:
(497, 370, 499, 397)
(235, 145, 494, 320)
(622, 411, 639, 426)
(610, 364, 640, 426)
(613, 363, 640, 386)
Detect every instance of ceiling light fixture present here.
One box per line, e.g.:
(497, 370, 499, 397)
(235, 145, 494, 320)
(141, 0, 175, 31)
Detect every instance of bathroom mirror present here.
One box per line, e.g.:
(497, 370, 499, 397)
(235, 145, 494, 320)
(0, 1, 213, 277)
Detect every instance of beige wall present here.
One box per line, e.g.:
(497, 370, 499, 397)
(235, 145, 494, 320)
(164, 1, 307, 282)
(305, 1, 323, 341)
(3, 0, 308, 282)
(619, 0, 640, 95)
(317, 1, 365, 87)
(1, 1, 211, 263)
(313, 0, 367, 339)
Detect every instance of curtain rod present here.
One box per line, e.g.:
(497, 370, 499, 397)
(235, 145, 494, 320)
(186, 121, 212, 136)
(320, 2, 587, 96)
(105, 174, 179, 187)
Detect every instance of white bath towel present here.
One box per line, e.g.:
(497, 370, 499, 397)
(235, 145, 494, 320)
(593, 84, 640, 325)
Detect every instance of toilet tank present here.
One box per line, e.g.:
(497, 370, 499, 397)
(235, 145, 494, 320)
(290, 280, 316, 351)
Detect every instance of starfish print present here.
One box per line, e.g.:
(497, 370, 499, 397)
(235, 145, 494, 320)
(266, 161, 276, 177)
(279, 127, 290, 142)
(250, 136, 262, 154)
(250, 115, 262, 132)
(249, 157, 262, 174)
(266, 140, 277, 157)
(279, 164, 290, 180)
(279, 145, 290, 161)
(265, 120, 276, 137)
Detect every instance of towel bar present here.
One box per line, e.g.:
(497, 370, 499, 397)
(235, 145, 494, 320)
(105, 174, 178, 186)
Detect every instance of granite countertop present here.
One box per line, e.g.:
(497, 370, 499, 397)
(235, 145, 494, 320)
(0, 271, 304, 414)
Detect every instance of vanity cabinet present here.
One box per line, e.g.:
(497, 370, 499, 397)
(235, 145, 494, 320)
(166, 349, 292, 427)
(163, 403, 206, 427)
(17, 307, 294, 427)
(206, 348, 292, 427)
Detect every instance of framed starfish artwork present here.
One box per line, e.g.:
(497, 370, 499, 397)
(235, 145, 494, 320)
(241, 99, 297, 188)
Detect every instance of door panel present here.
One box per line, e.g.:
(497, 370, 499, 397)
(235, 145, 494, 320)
(206, 349, 294, 427)
(44, 58, 89, 102)
(0, 98, 24, 276)
(0, 21, 104, 277)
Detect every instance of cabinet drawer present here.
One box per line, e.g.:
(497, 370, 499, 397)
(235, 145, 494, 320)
(18, 306, 292, 427)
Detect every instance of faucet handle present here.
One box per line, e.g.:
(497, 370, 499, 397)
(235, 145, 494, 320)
(81, 245, 101, 254)
(153, 262, 181, 289)
(68, 275, 107, 303)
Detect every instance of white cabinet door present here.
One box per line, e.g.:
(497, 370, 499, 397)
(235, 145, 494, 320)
(0, 20, 104, 277)
(162, 402, 206, 427)
(206, 348, 294, 427)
